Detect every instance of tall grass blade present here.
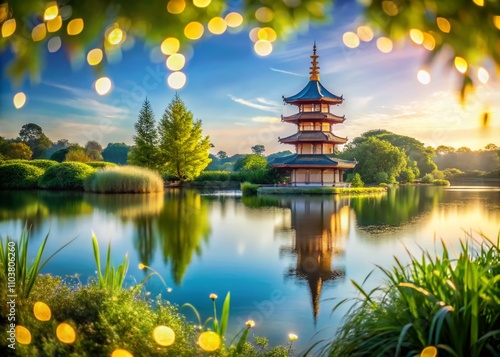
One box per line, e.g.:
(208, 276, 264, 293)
(219, 292, 231, 339)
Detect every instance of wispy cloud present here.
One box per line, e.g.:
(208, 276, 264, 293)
(270, 68, 304, 77)
(252, 116, 281, 123)
(227, 94, 281, 113)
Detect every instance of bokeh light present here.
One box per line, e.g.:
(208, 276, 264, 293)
(208, 17, 227, 35)
(111, 349, 133, 357)
(357, 26, 373, 42)
(15, 326, 32, 344)
(167, 0, 185, 14)
(454, 56, 468, 73)
(107, 27, 124, 45)
(34, 301, 51, 321)
(44, 2, 59, 21)
(184, 22, 204, 40)
(382, 0, 398, 16)
(422, 33, 435, 51)
(56, 323, 76, 344)
(193, 0, 211, 8)
(436, 17, 451, 33)
(494, 16, 500, 30)
(48, 36, 61, 52)
(161, 37, 180, 55)
(32, 23, 47, 42)
(255, 7, 274, 23)
(478, 67, 489, 84)
(198, 331, 221, 351)
(257, 27, 276, 42)
(87, 48, 103, 66)
(409, 29, 423, 44)
(472, 0, 484, 6)
(417, 69, 431, 84)
(254, 40, 273, 56)
(166, 53, 186, 71)
(249, 27, 260, 42)
(94, 77, 112, 95)
(2, 18, 16, 38)
(288, 333, 298, 341)
(376, 37, 393, 53)
(67, 18, 84, 35)
(420, 346, 438, 357)
(13, 92, 26, 109)
(342, 32, 360, 48)
(167, 71, 187, 89)
(225, 12, 243, 28)
(47, 15, 62, 32)
(152, 326, 176, 346)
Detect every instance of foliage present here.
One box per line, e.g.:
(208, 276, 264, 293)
(421, 173, 434, 183)
(18, 123, 53, 159)
(0, 226, 74, 298)
(241, 182, 260, 196)
(434, 151, 499, 172)
(65, 146, 92, 162)
(85, 161, 118, 169)
(251, 145, 266, 156)
(398, 168, 416, 184)
(85, 140, 103, 153)
(50, 148, 69, 162)
(217, 151, 228, 160)
(84, 166, 164, 193)
(91, 232, 129, 294)
(350, 173, 364, 187)
(327, 233, 500, 357)
(0, 162, 44, 189)
(341, 136, 407, 183)
(158, 95, 211, 182)
(365, 0, 499, 103)
(432, 179, 450, 186)
(128, 99, 161, 169)
(102, 143, 131, 165)
(442, 168, 463, 179)
(195, 171, 239, 182)
(234, 154, 267, 172)
(1, 142, 33, 159)
(38, 162, 95, 190)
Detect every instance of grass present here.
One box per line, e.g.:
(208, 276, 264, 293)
(84, 165, 164, 193)
(323, 233, 500, 357)
(258, 186, 387, 195)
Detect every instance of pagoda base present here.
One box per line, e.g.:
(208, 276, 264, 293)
(290, 168, 345, 186)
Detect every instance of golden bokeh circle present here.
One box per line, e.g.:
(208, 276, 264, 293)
(34, 301, 52, 321)
(56, 322, 76, 344)
(198, 331, 221, 351)
(152, 325, 176, 346)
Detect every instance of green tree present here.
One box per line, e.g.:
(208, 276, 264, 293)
(351, 173, 364, 187)
(484, 143, 498, 151)
(457, 146, 472, 153)
(128, 99, 160, 169)
(158, 95, 211, 181)
(65, 147, 91, 162)
(216, 150, 228, 160)
(435, 145, 456, 155)
(19, 123, 53, 158)
(341, 137, 407, 183)
(234, 154, 267, 172)
(102, 143, 131, 164)
(3, 142, 33, 159)
(251, 145, 266, 156)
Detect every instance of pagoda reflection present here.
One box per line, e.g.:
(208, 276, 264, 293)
(280, 196, 351, 322)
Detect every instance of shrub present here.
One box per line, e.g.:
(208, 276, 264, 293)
(39, 162, 95, 190)
(374, 171, 390, 184)
(421, 173, 434, 183)
(241, 182, 259, 196)
(327, 234, 500, 357)
(0, 159, 57, 170)
(84, 166, 164, 193)
(378, 182, 389, 188)
(195, 171, 233, 182)
(433, 179, 450, 186)
(86, 161, 118, 169)
(0, 163, 44, 189)
(351, 173, 364, 187)
(442, 168, 463, 178)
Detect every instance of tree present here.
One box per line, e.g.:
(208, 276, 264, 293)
(216, 151, 228, 160)
(128, 99, 160, 169)
(65, 147, 91, 162)
(351, 173, 364, 187)
(457, 146, 472, 153)
(484, 143, 498, 151)
(251, 145, 265, 156)
(158, 95, 211, 181)
(85, 140, 103, 152)
(234, 154, 267, 172)
(340, 137, 407, 183)
(102, 143, 131, 164)
(435, 145, 456, 156)
(18, 123, 53, 158)
(3, 142, 32, 159)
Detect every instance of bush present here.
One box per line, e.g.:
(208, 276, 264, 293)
(195, 171, 233, 182)
(0, 163, 44, 189)
(241, 182, 259, 196)
(421, 173, 434, 183)
(433, 179, 450, 186)
(442, 168, 463, 178)
(327, 234, 500, 357)
(39, 162, 95, 190)
(84, 166, 164, 193)
(0, 159, 58, 170)
(351, 173, 364, 187)
(86, 161, 118, 169)
(378, 182, 389, 188)
(374, 171, 390, 184)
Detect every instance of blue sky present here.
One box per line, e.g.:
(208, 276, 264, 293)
(1, 1, 498, 155)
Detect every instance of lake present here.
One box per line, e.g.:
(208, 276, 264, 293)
(0, 186, 499, 352)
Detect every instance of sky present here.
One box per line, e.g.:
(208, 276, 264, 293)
(1, 1, 498, 156)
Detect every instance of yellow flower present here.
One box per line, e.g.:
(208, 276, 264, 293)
(246, 320, 255, 328)
(209, 293, 218, 300)
(288, 333, 298, 341)
(138, 263, 145, 270)
(420, 346, 438, 357)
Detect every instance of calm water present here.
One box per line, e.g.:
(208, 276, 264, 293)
(0, 186, 499, 352)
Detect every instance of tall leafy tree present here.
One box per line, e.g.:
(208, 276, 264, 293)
(128, 99, 160, 169)
(158, 95, 211, 181)
(251, 144, 265, 156)
(19, 123, 52, 158)
(3, 142, 32, 159)
(102, 143, 131, 164)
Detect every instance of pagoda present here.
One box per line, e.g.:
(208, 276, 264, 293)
(271, 44, 356, 186)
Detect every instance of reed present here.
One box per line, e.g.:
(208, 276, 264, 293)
(84, 165, 164, 193)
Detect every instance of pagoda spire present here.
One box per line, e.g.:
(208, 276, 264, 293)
(309, 42, 320, 81)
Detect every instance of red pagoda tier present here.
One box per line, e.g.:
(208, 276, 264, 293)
(271, 43, 356, 186)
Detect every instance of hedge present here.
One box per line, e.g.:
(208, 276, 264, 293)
(38, 162, 95, 190)
(0, 163, 45, 189)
